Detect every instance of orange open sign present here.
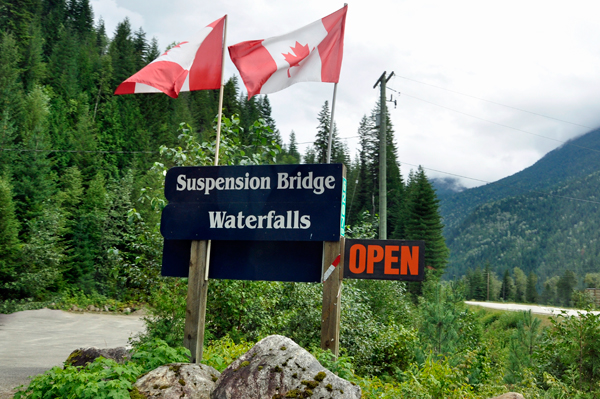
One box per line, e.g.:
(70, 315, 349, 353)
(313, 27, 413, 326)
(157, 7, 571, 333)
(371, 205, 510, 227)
(343, 239, 425, 281)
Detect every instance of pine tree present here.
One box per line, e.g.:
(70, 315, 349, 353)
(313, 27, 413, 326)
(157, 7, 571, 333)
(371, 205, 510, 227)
(349, 115, 374, 225)
(557, 270, 576, 306)
(21, 21, 46, 92)
(12, 86, 57, 225)
(513, 267, 527, 302)
(67, 172, 107, 292)
(41, 0, 67, 57)
(0, 175, 21, 300)
(312, 101, 346, 164)
(257, 95, 280, 144)
(108, 18, 136, 88)
(501, 269, 512, 301)
(404, 166, 449, 280)
(279, 131, 301, 164)
(505, 310, 541, 384)
(0, 31, 25, 139)
(526, 271, 538, 303)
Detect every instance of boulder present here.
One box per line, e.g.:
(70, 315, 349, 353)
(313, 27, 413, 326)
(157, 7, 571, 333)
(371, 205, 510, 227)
(133, 363, 221, 399)
(65, 347, 130, 367)
(488, 394, 525, 399)
(211, 335, 361, 399)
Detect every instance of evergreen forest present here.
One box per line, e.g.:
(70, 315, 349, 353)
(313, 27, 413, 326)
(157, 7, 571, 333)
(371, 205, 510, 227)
(2, 1, 600, 398)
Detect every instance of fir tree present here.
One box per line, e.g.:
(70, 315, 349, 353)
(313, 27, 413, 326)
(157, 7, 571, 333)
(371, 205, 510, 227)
(279, 131, 301, 164)
(12, 86, 57, 225)
(557, 270, 576, 306)
(67, 172, 107, 292)
(501, 269, 512, 301)
(312, 101, 346, 164)
(526, 271, 538, 303)
(0, 175, 21, 300)
(404, 166, 449, 280)
(513, 267, 527, 302)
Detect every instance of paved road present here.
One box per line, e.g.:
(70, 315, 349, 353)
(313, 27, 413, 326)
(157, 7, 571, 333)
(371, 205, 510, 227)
(0, 308, 146, 398)
(466, 301, 600, 316)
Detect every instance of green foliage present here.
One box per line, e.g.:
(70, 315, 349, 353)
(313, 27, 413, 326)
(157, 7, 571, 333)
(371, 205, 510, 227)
(130, 339, 190, 372)
(14, 339, 187, 399)
(505, 311, 541, 384)
(538, 311, 600, 394)
(14, 358, 142, 399)
(0, 175, 21, 299)
(135, 278, 187, 348)
(202, 335, 254, 372)
(404, 167, 449, 293)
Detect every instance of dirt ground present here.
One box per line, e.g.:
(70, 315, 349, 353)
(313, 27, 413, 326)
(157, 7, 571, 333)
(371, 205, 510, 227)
(0, 308, 145, 398)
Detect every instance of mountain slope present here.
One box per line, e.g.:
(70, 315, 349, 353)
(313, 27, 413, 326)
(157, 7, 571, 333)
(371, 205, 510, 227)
(440, 127, 600, 281)
(440, 127, 600, 233)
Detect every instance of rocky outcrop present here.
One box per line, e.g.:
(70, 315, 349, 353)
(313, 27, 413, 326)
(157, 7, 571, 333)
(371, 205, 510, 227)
(489, 393, 525, 399)
(65, 347, 130, 367)
(211, 335, 361, 399)
(133, 363, 221, 399)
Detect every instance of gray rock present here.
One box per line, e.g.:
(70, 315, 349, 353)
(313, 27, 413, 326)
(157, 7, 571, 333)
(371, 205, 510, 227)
(211, 335, 361, 399)
(489, 393, 525, 399)
(65, 347, 130, 367)
(134, 363, 220, 399)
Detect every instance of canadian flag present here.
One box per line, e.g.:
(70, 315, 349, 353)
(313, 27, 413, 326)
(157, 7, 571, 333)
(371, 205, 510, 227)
(115, 16, 226, 98)
(229, 6, 347, 98)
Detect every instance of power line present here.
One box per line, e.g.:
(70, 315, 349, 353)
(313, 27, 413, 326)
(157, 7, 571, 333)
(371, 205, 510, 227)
(296, 135, 359, 146)
(392, 74, 594, 129)
(0, 148, 157, 154)
(400, 161, 600, 205)
(400, 161, 489, 184)
(388, 88, 600, 155)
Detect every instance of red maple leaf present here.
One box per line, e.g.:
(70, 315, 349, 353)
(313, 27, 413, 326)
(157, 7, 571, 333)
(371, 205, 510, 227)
(282, 42, 311, 77)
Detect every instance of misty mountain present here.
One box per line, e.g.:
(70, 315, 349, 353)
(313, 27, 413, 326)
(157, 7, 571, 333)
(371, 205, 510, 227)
(431, 177, 467, 198)
(440, 127, 600, 283)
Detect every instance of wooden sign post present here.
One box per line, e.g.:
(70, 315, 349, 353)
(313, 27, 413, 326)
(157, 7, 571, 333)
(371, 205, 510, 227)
(183, 240, 210, 363)
(321, 238, 344, 356)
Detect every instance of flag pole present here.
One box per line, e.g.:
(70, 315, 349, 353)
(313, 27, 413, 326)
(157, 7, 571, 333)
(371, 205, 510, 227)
(214, 15, 228, 167)
(205, 15, 228, 283)
(326, 82, 338, 164)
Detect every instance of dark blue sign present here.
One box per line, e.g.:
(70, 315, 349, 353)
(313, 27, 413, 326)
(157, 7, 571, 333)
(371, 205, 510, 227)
(162, 239, 323, 282)
(160, 164, 345, 241)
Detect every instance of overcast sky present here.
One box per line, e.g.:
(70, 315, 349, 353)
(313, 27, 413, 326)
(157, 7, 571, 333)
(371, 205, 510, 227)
(91, 0, 600, 188)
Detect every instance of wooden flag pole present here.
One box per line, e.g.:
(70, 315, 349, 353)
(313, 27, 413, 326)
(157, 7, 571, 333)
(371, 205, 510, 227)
(213, 15, 227, 167)
(184, 15, 228, 363)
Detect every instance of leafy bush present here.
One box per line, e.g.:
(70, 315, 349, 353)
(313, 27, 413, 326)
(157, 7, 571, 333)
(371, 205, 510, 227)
(131, 339, 190, 372)
(14, 339, 188, 399)
(134, 278, 187, 347)
(202, 335, 254, 372)
(14, 358, 142, 399)
(537, 311, 600, 395)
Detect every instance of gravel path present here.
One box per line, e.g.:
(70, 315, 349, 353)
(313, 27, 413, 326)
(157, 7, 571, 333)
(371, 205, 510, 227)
(0, 308, 145, 398)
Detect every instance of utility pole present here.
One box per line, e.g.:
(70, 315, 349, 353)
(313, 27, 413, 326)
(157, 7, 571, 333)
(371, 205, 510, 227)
(373, 71, 394, 239)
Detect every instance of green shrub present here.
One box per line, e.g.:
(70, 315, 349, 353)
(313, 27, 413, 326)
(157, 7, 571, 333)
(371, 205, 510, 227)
(14, 358, 142, 399)
(202, 335, 254, 372)
(14, 339, 188, 398)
